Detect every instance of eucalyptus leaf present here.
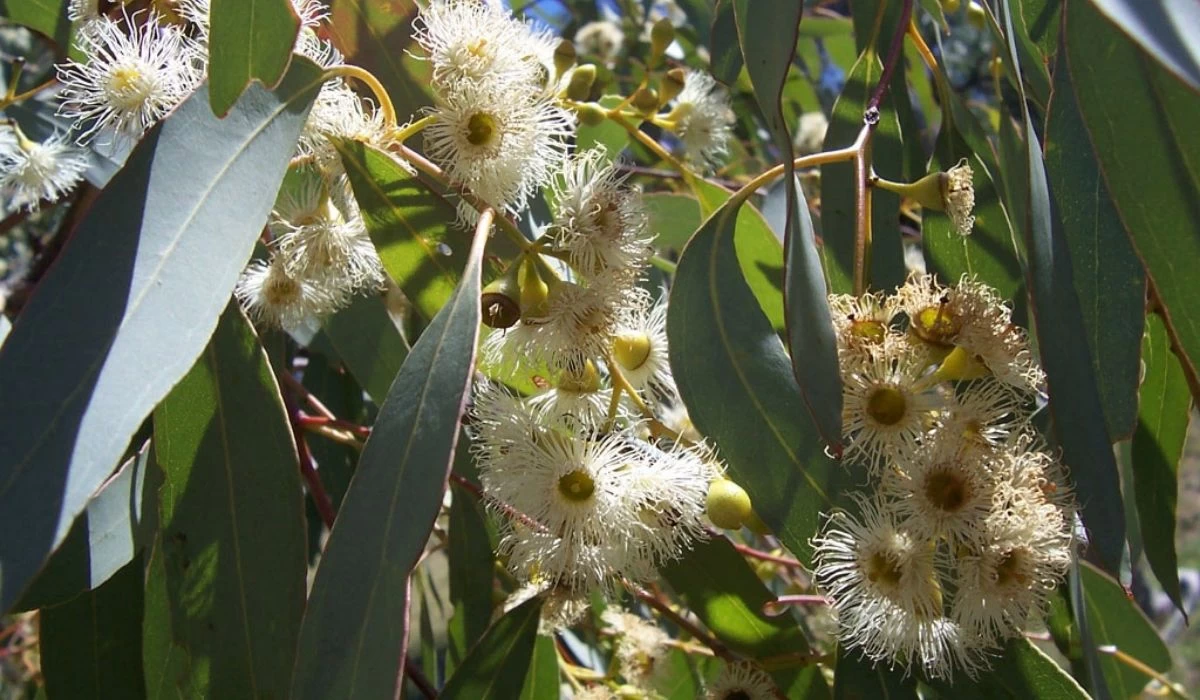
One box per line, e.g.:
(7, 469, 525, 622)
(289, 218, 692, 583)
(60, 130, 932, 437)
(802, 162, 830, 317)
(208, 0, 300, 116)
(1131, 313, 1191, 614)
(144, 302, 307, 699)
(440, 597, 544, 700)
(668, 194, 847, 565)
(0, 59, 323, 614)
(290, 222, 487, 700)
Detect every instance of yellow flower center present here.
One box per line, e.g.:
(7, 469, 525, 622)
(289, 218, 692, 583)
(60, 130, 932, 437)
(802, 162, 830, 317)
(466, 112, 498, 147)
(913, 304, 961, 346)
(557, 469, 595, 503)
(557, 361, 601, 393)
(613, 332, 652, 371)
(849, 319, 886, 343)
(106, 64, 154, 110)
(865, 386, 907, 426)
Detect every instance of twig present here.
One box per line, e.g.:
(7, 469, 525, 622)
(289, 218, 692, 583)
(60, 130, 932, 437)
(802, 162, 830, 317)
(762, 595, 831, 617)
(725, 539, 803, 569)
(404, 658, 438, 698)
(627, 583, 736, 661)
(448, 472, 547, 533)
(865, 0, 915, 113)
(281, 377, 338, 528)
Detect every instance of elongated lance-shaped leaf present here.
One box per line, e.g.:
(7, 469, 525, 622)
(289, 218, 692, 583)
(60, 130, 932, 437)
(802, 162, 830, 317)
(14, 441, 156, 612)
(668, 199, 848, 565)
(40, 557, 147, 700)
(1044, 48, 1145, 441)
(1075, 562, 1173, 697)
(783, 175, 843, 453)
(732, 0, 843, 449)
(290, 216, 488, 700)
(338, 139, 476, 321)
(208, 0, 300, 116)
(1132, 313, 1191, 614)
(1088, 0, 1200, 92)
(833, 650, 917, 699)
(1064, 1, 1200, 404)
(440, 597, 544, 700)
(709, 0, 742, 86)
(1000, 0, 1125, 574)
(143, 302, 308, 700)
(0, 60, 323, 614)
(926, 637, 1089, 699)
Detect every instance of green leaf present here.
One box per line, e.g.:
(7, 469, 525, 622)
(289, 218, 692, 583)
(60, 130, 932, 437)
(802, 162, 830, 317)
(577, 95, 635, 159)
(1078, 562, 1172, 697)
(1043, 49, 1145, 441)
(448, 478, 497, 666)
(327, 0, 432, 113)
(320, 291, 410, 404)
(1064, 1, 1200, 401)
(663, 539, 828, 697)
(290, 225, 487, 700)
(1132, 313, 1192, 613)
(1087, 0, 1200, 92)
(922, 72, 1024, 299)
(819, 45, 907, 294)
(667, 198, 846, 566)
(0, 0, 71, 52)
(929, 638, 1088, 699)
(710, 0, 743, 85)
(144, 302, 307, 699)
(14, 442, 156, 612)
(0, 59, 323, 614)
(692, 179, 787, 331)
(40, 557, 147, 700)
(519, 635, 560, 700)
(208, 0, 301, 116)
(832, 649, 917, 699)
(339, 139, 474, 321)
(1001, 0, 1125, 574)
(645, 193, 703, 251)
(783, 175, 844, 451)
(440, 597, 544, 700)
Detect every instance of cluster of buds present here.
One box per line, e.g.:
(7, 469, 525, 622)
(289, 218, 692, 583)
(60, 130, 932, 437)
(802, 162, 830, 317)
(812, 274, 1075, 679)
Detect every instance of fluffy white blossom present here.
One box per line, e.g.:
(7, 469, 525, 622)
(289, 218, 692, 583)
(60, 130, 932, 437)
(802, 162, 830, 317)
(612, 298, 672, 393)
(424, 82, 571, 214)
(414, 0, 556, 94)
(840, 341, 941, 472)
(706, 661, 778, 700)
(57, 13, 203, 143)
(234, 255, 341, 330)
(0, 129, 88, 211)
(548, 148, 651, 275)
(668, 69, 734, 170)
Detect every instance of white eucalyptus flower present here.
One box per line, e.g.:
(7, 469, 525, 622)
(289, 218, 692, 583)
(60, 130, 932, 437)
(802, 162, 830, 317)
(668, 69, 734, 170)
(57, 14, 203, 143)
(423, 81, 572, 214)
(0, 129, 88, 211)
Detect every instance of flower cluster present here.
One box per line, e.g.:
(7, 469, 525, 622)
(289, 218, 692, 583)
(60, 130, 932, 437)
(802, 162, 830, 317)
(469, 147, 717, 625)
(813, 274, 1074, 679)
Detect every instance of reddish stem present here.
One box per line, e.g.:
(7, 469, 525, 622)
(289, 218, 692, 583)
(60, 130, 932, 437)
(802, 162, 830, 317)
(297, 413, 372, 439)
(448, 473, 547, 533)
(728, 541, 804, 569)
(628, 583, 736, 661)
(280, 375, 338, 529)
(865, 0, 915, 113)
(404, 658, 438, 698)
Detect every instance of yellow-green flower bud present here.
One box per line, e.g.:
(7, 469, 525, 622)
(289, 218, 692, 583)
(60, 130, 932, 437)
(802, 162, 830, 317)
(558, 361, 601, 393)
(707, 478, 753, 530)
(630, 87, 660, 115)
(519, 259, 550, 318)
(660, 68, 686, 104)
(480, 266, 522, 329)
(553, 39, 577, 79)
(575, 102, 607, 127)
(940, 0, 961, 12)
(565, 64, 597, 102)
(967, 1, 987, 28)
(649, 18, 675, 66)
